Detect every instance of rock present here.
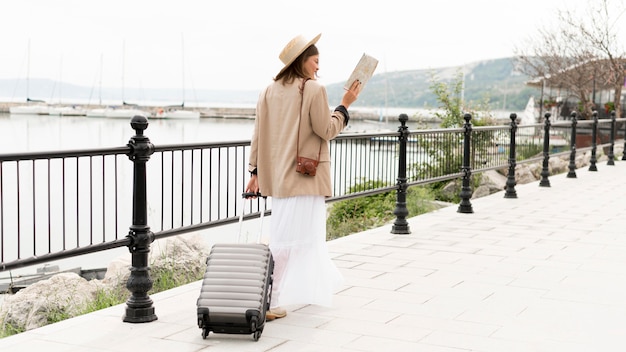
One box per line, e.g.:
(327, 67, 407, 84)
(149, 235, 210, 286)
(471, 185, 492, 199)
(103, 257, 131, 282)
(101, 256, 132, 293)
(481, 170, 507, 190)
(440, 180, 460, 201)
(0, 272, 104, 331)
(471, 170, 506, 199)
(575, 153, 589, 168)
(549, 157, 568, 174)
(515, 164, 537, 184)
(527, 163, 543, 180)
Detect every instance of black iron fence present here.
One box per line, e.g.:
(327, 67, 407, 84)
(1, 111, 625, 321)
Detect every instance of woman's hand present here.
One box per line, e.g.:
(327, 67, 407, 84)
(245, 174, 259, 197)
(341, 79, 361, 108)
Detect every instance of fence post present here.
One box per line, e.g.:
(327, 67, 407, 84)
(123, 115, 157, 323)
(391, 114, 410, 234)
(589, 111, 598, 171)
(539, 113, 551, 187)
(457, 113, 474, 214)
(607, 110, 616, 165)
(566, 111, 578, 178)
(504, 113, 518, 198)
(622, 112, 626, 161)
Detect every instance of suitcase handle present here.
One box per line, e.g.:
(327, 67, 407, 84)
(242, 191, 262, 199)
(238, 192, 267, 243)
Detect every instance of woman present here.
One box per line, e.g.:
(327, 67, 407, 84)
(246, 33, 361, 320)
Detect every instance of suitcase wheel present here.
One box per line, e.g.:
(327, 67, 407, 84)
(250, 317, 263, 341)
(201, 328, 209, 339)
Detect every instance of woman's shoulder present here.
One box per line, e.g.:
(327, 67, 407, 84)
(305, 79, 327, 96)
(261, 81, 286, 97)
(307, 79, 325, 89)
(263, 78, 326, 97)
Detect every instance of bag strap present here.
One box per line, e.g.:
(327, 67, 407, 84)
(297, 78, 322, 162)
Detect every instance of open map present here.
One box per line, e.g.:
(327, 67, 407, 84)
(344, 53, 379, 91)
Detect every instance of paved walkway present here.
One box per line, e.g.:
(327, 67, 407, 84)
(1, 162, 626, 351)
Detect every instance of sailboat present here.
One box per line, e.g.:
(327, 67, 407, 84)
(519, 96, 537, 125)
(152, 34, 200, 119)
(87, 101, 147, 119)
(102, 103, 148, 119)
(10, 40, 50, 115)
(87, 42, 149, 119)
(86, 54, 107, 118)
(10, 98, 49, 115)
(48, 105, 87, 116)
(47, 55, 87, 116)
(153, 104, 200, 119)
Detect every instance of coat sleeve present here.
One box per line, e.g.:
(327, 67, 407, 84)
(248, 89, 266, 173)
(308, 84, 345, 141)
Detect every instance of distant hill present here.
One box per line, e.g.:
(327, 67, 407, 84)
(1, 57, 538, 111)
(327, 57, 537, 112)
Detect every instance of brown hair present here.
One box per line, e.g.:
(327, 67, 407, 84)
(275, 44, 319, 84)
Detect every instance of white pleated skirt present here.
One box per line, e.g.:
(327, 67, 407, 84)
(269, 195, 344, 308)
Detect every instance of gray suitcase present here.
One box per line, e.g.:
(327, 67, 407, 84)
(197, 194, 273, 341)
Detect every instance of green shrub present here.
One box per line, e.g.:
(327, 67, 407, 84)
(45, 307, 72, 325)
(0, 322, 23, 338)
(82, 287, 127, 313)
(327, 183, 442, 240)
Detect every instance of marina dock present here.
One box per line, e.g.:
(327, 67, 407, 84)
(0, 102, 407, 122)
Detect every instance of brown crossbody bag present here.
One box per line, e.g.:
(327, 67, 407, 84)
(296, 78, 322, 176)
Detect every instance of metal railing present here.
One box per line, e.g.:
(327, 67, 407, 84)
(1, 111, 624, 321)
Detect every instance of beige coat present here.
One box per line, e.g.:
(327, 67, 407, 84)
(249, 78, 346, 198)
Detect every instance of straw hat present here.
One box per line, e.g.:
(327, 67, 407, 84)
(277, 33, 321, 76)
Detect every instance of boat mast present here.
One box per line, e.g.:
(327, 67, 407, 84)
(59, 54, 63, 104)
(27, 38, 30, 102)
(122, 40, 125, 104)
(181, 33, 185, 107)
(98, 53, 103, 105)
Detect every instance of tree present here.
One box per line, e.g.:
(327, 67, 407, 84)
(416, 70, 496, 180)
(515, 17, 598, 119)
(560, 0, 626, 118)
(515, 0, 625, 119)
(429, 70, 465, 128)
(428, 69, 496, 128)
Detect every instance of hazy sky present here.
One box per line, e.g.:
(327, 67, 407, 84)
(1, 0, 616, 93)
